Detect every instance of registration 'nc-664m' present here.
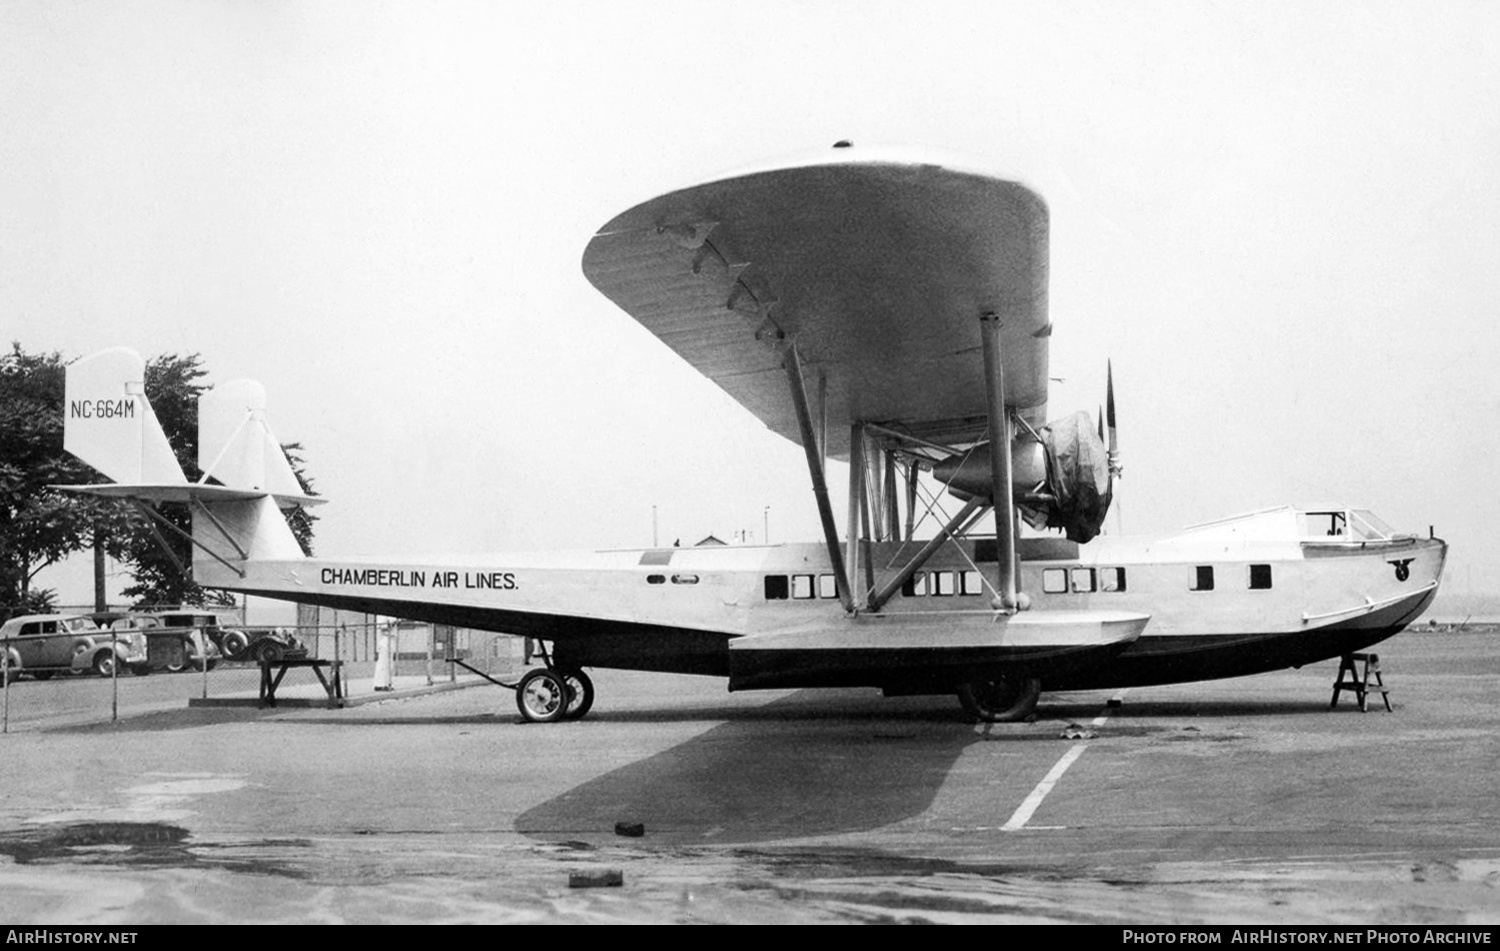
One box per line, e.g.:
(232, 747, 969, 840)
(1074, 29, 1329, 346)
(69, 399, 136, 419)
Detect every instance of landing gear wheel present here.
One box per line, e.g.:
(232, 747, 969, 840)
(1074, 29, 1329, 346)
(560, 669, 594, 720)
(957, 674, 1041, 723)
(515, 668, 569, 723)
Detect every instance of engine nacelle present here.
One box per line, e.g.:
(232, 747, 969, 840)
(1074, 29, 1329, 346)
(932, 411, 1113, 543)
(931, 439, 1047, 499)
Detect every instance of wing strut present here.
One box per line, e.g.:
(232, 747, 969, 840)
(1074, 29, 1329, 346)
(846, 422, 866, 609)
(867, 496, 986, 611)
(782, 342, 856, 613)
(980, 313, 1023, 613)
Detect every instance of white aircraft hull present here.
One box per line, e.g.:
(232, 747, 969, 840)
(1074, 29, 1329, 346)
(196, 505, 1444, 697)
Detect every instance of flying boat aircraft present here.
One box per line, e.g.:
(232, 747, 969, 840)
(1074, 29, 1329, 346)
(59, 147, 1446, 723)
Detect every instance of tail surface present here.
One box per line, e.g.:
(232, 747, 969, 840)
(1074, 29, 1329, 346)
(60, 348, 319, 581)
(64, 347, 188, 489)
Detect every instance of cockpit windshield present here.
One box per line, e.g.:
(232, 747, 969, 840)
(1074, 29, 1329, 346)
(1299, 509, 1399, 541)
(1349, 509, 1398, 541)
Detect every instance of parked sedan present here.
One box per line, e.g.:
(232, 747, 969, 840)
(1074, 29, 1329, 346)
(0, 614, 147, 682)
(143, 612, 304, 663)
(89, 612, 220, 674)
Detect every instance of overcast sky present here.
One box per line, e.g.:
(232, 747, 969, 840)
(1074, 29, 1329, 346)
(4, 1, 1497, 615)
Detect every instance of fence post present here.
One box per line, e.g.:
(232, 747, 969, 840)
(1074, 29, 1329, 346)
(110, 631, 119, 722)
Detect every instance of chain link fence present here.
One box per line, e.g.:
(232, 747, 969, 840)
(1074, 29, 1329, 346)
(2, 608, 528, 733)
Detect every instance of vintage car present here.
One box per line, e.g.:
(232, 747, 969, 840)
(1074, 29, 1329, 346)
(0, 613, 147, 681)
(90, 612, 221, 674)
(145, 611, 306, 663)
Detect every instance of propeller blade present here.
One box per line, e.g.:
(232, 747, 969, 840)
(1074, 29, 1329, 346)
(1106, 361, 1117, 451)
(1106, 360, 1121, 478)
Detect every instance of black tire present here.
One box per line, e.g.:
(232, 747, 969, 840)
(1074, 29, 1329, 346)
(560, 669, 594, 720)
(129, 665, 151, 677)
(31, 670, 53, 681)
(223, 631, 250, 659)
(93, 651, 117, 678)
(515, 668, 569, 723)
(254, 642, 285, 664)
(956, 674, 1041, 723)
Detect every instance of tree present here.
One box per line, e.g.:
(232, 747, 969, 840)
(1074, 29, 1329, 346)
(0, 344, 135, 621)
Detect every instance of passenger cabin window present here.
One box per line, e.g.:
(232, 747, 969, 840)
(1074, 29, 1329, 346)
(902, 573, 929, 597)
(791, 574, 815, 599)
(931, 570, 957, 596)
(961, 570, 984, 596)
(1192, 566, 1215, 591)
(1042, 568, 1068, 594)
(1100, 567, 1127, 592)
(1249, 564, 1273, 590)
(818, 574, 838, 599)
(763, 575, 788, 600)
(649, 574, 668, 586)
(1071, 567, 1096, 593)
(670, 574, 699, 585)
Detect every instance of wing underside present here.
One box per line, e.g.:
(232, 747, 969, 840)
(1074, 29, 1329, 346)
(582, 155, 1050, 459)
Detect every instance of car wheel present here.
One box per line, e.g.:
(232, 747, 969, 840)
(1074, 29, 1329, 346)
(93, 652, 116, 677)
(223, 631, 250, 659)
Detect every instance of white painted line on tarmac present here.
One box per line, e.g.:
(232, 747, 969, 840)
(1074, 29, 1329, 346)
(1002, 703, 1117, 831)
(1002, 742, 1088, 831)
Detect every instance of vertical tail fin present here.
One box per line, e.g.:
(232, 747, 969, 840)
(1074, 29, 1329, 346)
(64, 348, 187, 487)
(198, 379, 307, 499)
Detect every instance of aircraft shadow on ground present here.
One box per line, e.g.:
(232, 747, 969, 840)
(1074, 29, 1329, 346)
(515, 689, 1356, 845)
(516, 690, 1001, 846)
(517, 730, 968, 845)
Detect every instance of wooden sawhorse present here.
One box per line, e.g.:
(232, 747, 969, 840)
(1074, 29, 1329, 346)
(259, 658, 344, 709)
(1330, 652, 1391, 712)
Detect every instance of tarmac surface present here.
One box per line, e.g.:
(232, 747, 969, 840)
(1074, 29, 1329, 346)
(0, 629, 1497, 924)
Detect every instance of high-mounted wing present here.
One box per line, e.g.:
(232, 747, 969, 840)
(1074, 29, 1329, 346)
(582, 151, 1050, 458)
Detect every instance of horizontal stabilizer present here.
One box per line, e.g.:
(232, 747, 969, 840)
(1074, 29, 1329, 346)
(56, 483, 269, 504)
